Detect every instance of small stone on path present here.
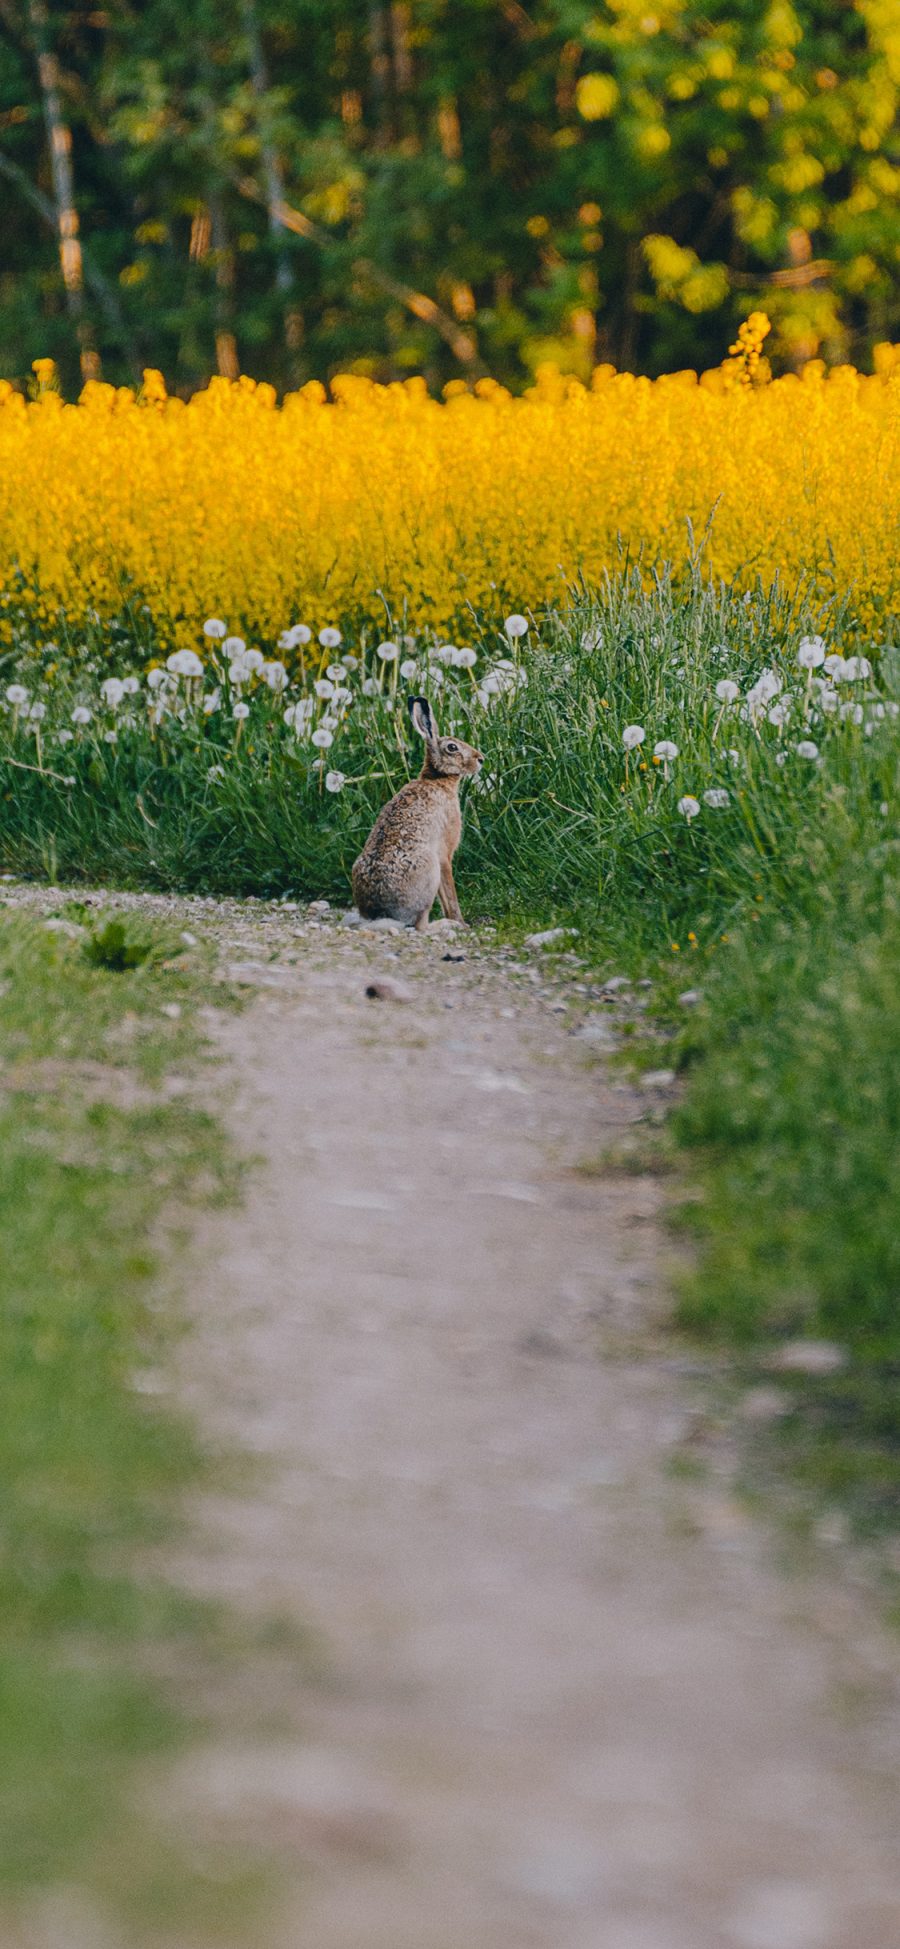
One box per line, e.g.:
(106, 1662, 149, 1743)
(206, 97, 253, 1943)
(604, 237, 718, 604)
(767, 1340, 848, 1376)
(364, 976, 414, 1004)
(524, 926, 579, 948)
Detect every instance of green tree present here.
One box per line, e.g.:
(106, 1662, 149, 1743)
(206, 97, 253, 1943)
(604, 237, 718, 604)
(0, 0, 897, 391)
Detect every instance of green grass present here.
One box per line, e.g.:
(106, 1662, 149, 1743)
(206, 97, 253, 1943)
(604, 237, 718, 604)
(0, 904, 261, 1927)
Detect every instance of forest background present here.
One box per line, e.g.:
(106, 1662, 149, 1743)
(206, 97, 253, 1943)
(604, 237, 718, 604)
(1, 0, 899, 397)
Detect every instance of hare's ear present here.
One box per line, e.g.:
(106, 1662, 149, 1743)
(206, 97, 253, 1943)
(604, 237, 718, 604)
(409, 696, 438, 746)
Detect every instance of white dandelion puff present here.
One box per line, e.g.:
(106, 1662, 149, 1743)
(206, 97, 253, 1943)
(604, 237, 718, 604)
(166, 648, 204, 678)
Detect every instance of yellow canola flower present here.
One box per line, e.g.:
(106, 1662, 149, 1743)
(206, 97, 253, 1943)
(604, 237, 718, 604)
(0, 351, 898, 645)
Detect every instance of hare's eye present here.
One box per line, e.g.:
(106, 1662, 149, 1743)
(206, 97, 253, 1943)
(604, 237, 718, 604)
(445, 741, 458, 752)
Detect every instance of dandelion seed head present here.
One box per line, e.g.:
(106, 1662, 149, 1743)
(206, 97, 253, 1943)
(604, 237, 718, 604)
(278, 623, 311, 650)
(622, 724, 646, 750)
(324, 769, 346, 793)
(677, 794, 700, 820)
(203, 618, 227, 639)
(504, 613, 529, 639)
(319, 626, 342, 649)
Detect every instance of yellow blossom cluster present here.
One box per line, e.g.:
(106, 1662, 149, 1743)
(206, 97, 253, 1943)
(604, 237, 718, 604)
(0, 347, 898, 646)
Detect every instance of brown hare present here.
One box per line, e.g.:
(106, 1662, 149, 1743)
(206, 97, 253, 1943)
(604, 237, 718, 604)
(352, 697, 482, 929)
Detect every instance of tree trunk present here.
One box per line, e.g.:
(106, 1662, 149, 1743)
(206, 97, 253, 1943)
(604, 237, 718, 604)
(26, 0, 99, 380)
(241, 0, 292, 297)
(209, 194, 239, 379)
(368, 1, 392, 143)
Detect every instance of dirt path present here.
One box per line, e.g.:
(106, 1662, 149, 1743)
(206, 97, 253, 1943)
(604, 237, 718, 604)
(154, 896, 899, 1949)
(6, 885, 900, 1947)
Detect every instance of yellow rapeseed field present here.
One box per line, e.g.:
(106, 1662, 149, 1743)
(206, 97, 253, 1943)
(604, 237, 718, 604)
(1, 329, 899, 646)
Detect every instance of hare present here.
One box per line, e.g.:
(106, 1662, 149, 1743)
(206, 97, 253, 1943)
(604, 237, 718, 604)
(352, 697, 482, 930)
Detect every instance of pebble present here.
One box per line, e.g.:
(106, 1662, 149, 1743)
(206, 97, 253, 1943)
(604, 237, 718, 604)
(767, 1340, 848, 1376)
(639, 1068, 677, 1090)
(367, 916, 403, 933)
(307, 899, 331, 914)
(575, 1018, 618, 1048)
(678, 988, 702, 1007)
(523, 927, 579, 949)
(364, 976, 414, 1004)
(601, 974, 631, 995)
(442, 951, 466, 963)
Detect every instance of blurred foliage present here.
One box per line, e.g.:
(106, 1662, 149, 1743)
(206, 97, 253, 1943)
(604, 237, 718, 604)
(0, 0, 898, 392)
